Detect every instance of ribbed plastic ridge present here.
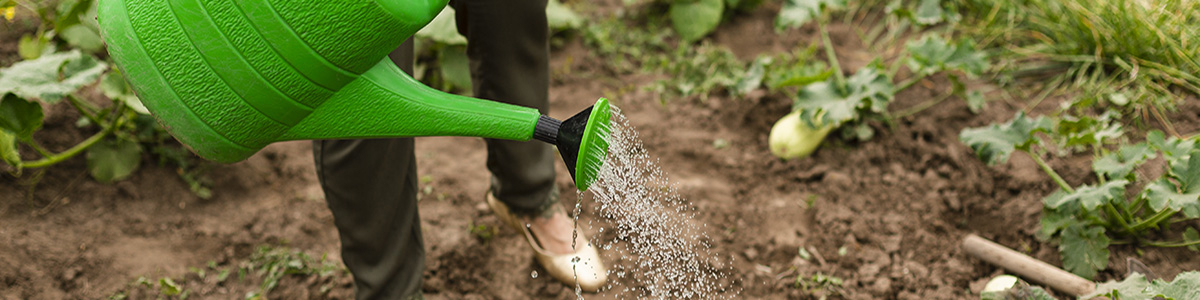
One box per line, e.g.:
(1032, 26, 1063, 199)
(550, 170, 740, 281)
(533, 115, 561, 145)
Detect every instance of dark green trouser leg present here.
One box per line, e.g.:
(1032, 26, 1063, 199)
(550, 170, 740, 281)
(452, 0, 559, 216)
(314, 41, 424, 300)
(315, 1, 556, 298)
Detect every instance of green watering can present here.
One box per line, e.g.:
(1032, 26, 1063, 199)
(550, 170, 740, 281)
(97, 0, 610, 190)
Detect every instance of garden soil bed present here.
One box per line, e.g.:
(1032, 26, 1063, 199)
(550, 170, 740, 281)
(4, 3, 1200, 300)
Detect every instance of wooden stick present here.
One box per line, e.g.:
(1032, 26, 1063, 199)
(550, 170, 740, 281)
(963, 234, 1095, 296)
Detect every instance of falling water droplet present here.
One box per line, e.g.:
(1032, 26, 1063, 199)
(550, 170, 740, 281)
(531, 270, 538, 278)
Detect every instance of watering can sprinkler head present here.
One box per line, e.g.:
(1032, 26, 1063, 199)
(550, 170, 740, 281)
(533, 98, 611, 191)
(97, 0, 610, 191)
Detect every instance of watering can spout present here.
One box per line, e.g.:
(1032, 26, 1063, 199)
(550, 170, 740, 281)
(97, 0, 611, 191)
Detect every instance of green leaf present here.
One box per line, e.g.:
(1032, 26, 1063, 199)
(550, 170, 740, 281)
(1059, 223, 1109, 280)
(415, 6, 467, 46)
(965, 90, 984, 114)
(0, 93, 44, 141)
(1093, 143, 1154, 181)
(59, 25, 104, 53)
(913, 0, 944, 25)
(99, 69, 150, 114)
(18, 34, 51, 60)
(1184, 227, 1200, 252)
(546, 0, 584, 31)
(670, 0, 724, 42)
(1145, 150, 1200, 218)
(55, 0, 93, 31)
(733, 57, 769, 96)
(793, 66, 893, 128)
(775, 0, 845, 30)
(959, 112, 1054, 165)
(1039, 203, 1076, 239)
(1083, 272, 1153, 300)
(1147, 130, 1196, 163)
(1149, 271, 1200, 299)
(86, 138, 142, 183)
(437, 46, 472, 92)
(159, 277, 181, 296)
(1045, 180, 1128, 212)
(1055, 111, 1123, 149)
(0, 129, 20, 170)
(0, 50, 108, 104)
(905, 35, 988, 78)
(766, 48, 832, 89)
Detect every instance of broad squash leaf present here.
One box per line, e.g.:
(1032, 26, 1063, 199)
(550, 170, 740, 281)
(670, 0, 724, 42)
(775, 0, 844, 30)
(86, 138, 142, 183)
(0, 50, 107, 104)
(1085, 271, 1200, 300)
(1149, 270, 1200, 300)
(1084, 272, 1154, 300)
(1043, 180, 1128, 213)
(1056, 111, 1123, 149)
(1059, 223, 1109, 280)
(965, 90, 984, 113)
(415, 6, 467, 46)
(1147, 130, 1196, 163)
(1039, 203, 1076, 239)
(905, 35, 987, 78)
(1144, 150, 1200, 218)
(959, 112, 1054, 165)
(0, 93, 43, 141)
(793, 66, 892, 128)
(1093, 142, 1154, 181)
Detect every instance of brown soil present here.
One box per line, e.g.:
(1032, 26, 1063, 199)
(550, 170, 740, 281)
(4, 3, 1200, 300)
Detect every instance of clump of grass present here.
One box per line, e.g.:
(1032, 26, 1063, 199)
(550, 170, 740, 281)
(961, 0, 1200, 111)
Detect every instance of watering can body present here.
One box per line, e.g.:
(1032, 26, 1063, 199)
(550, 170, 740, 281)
(98, 0, 542, 162)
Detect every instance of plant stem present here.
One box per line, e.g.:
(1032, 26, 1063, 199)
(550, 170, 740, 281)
(1102, 203, 1134, 234)
(1143, 239, 1200, 248)
(893, 88, 954, 119)
(818, 20, 846, 86)
(1027, 151, 1074, 193)
(21, 126, 112, 168)
(1130, 208, 1176, 232)
(894, 74, 928, 92)
(21, 105, 126, 169)
(66, 95, 105, 129)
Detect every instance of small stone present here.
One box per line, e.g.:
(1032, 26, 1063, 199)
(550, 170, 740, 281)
(743, 248, 759, 260)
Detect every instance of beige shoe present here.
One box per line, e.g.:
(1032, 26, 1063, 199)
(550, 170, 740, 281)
(487, 193, 608, 292)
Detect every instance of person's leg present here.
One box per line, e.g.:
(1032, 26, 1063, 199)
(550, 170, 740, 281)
(450, 0, 559, 218)
(313, 40, 424, 300)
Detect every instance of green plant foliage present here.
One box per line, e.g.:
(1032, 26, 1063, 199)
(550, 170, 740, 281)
(793, 67, 892, 129)
(18, 34, 52, 60)
(905, 35, 987, 78)
(1055, 111, 1122, 150)
(0, 130, 19, 170)
(1085, 271, 1200, 300)
(546, 0, 584, 31)
(1044, 180, 1128, 213)
(669, 0, 724, 42)
(650, 43, 746, 101)
(959, 112, 1053, 165)
(86, 138, 143, 183)
(0, 50, 107, 104)
(99, 69, 149, 114)
(0, 93, 43, 141)
(1144, 151, 1200, 218)
(158, 277, 182, 296)
(1059, 223, 1109, 280)
(775, 0, 844, 30)
(766, 46, 832, 90)
(1093, 143, 1154, 181)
